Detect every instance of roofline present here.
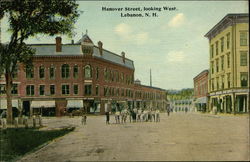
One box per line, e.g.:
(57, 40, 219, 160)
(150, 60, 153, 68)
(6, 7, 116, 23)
(140, 84, 167, 92)
(204, 13, 249, 38)
(32, 55, 135, 70)
(28, 44, 134, 63)
(193, 69, 209, 80)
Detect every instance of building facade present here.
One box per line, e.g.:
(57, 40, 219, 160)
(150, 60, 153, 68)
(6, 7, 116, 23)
(205, 14, 249, 113)
(193, 70, 209, 112)
(0, 34, 167, 116)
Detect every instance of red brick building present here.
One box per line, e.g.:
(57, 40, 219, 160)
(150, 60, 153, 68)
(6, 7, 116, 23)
(193, 70, 209, 112)
(0, 34, 167, 116)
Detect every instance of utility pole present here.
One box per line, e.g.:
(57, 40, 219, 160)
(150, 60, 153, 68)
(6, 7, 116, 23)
(150, 68, 152, 87)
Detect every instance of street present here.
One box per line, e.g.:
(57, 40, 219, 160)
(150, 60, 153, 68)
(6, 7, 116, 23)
(19, 112, 249, 161)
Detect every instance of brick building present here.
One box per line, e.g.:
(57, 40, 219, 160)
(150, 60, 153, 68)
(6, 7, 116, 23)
(193, 70, 209, 112)
(0, 34, 167, 116)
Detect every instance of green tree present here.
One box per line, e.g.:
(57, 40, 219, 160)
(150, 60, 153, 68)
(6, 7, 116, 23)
(0, 0, 79, 124)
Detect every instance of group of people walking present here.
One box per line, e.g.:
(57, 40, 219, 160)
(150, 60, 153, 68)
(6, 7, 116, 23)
(106, 108, 161, 124)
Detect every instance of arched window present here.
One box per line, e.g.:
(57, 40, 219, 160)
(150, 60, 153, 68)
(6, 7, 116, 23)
(84, 65, 92, 79)
(39, 66, 45, 78)
(61, 64, 70, 78)
(73, 65, 78, 78)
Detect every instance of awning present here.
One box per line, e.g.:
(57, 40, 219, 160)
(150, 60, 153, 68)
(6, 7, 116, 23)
(0, 99, 19, 109)
(67, 100, 83, 108)
(31, 101, 55, 108)
(195, 97, 207, 104)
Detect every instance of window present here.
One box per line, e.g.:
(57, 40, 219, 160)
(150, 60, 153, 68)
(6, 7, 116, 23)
(216, 59, 219, 72)
(73, 84, 78, 95)
(104, 68, 107, 81)
(215, 41, 218, 55)
(96, 86, 99, 96)
(240, 73, 248, 87)
(211, 79, 214, 91)
(210, 45, 214, 58)
(0, 84, 5, 94)
(39, 85, 45, 95)
(226, 33, 230, 49)
(216, 78, 219, 90)
(84, 84, 92, 95)
(39, 66, 45, 78)
(50, 85, 55, 95)
(12, 65, 18, 79)
(96, 67, 99, 80)
(121, 73, 124, 83)
(111, 71, 114, 82)
(84, 65, 92, 79)
(121, 89, 124, 96)
(227, 73, 230, 88)
(221, 56, 224, 70)
(221, 75, 224, 89)
(211, 61, 214, 74)
(26, 85, 34, 96)
(240, 32, 247, 46)
(220, 37, 224, 52)
(11, 84, 18, 94)
(240, 51, 248, 66)
(49, 66, 55, 79)
(227, 53, 230, 68)
(61, 64, 70, 78)
(73, 65, 78, 78)
(116, 88, 119, 96)
(62, 85, 70, 95)
(26, 66, 34, 79)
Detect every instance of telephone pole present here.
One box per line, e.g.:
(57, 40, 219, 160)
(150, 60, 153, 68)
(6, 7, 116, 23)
(150, 69, 152, 87)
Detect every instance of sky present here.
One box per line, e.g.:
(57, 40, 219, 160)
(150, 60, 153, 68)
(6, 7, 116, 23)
(0, 1, 248, 90)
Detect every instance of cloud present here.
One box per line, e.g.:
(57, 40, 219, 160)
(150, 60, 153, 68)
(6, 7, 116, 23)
(168, 13, 185, 27)
(114, 23, 150, 45)
(166, 50, 186, 63)
(114, 23, 132, 37)
(135, 32, 149, 45)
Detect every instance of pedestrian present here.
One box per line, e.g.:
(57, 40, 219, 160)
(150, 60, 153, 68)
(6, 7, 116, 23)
(156, 109, 160, 122)
(167, 108, 170, 116)
(115, 110, 120, 124)
(151, 109, 156, 122)
(106, 111, 110, 124)
(81, 114, 87, 125)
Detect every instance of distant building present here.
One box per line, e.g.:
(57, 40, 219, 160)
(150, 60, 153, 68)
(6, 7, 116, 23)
(0, 34, 167, 116)
(172, 99, 194, 112)
(205, 13, 249, 113)
(193, 70, 209, 112)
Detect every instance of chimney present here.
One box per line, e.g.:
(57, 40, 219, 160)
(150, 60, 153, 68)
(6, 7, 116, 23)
(71, 40, 74, 44)
(55, 37, 62, 52)
(98, 41, 103, 56)
(121, 51, 125, 63)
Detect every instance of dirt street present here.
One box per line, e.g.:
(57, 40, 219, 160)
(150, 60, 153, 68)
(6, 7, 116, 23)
(18, 112, 249, 161)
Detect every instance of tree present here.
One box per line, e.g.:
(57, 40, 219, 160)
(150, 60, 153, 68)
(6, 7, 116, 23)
(0, 0, 79, 124)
